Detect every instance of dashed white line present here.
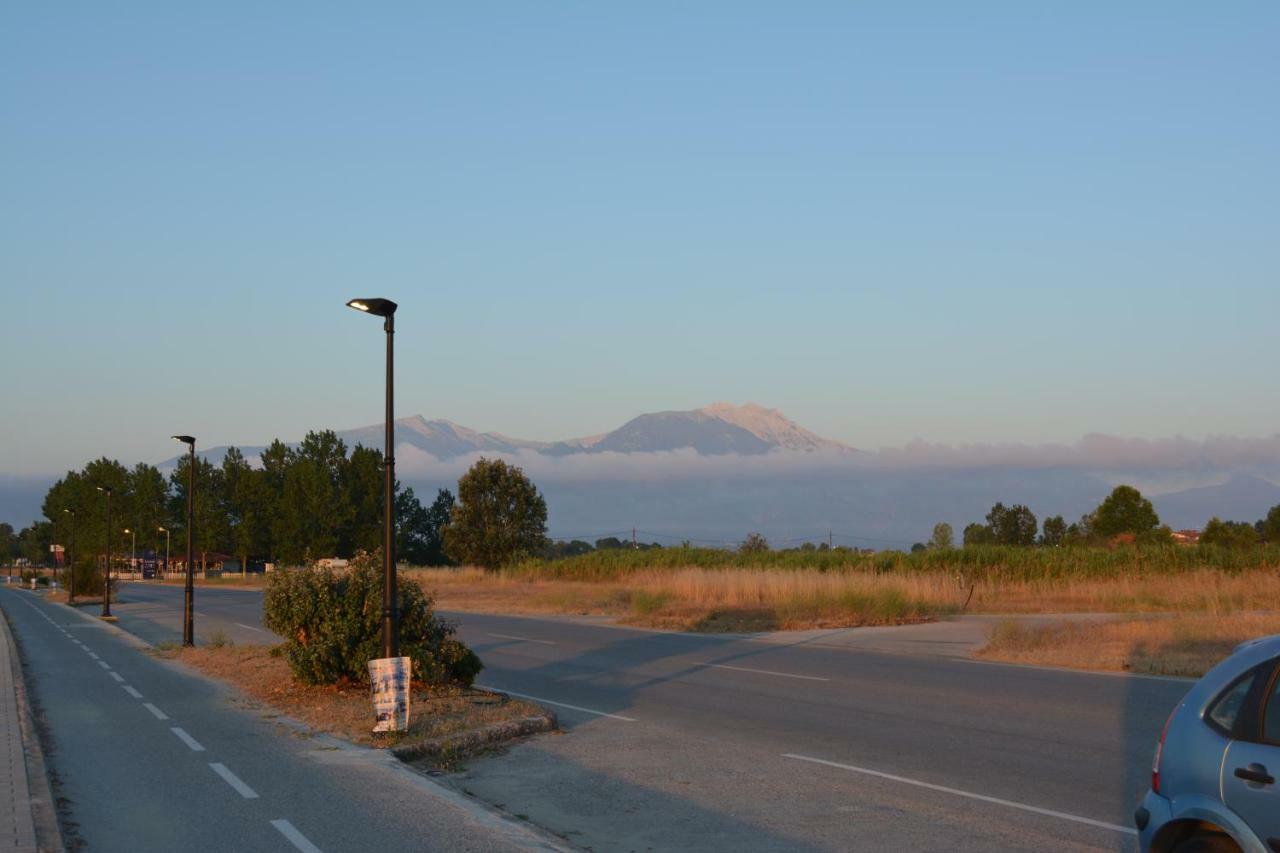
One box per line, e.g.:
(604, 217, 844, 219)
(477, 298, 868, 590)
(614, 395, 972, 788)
(480, 686, 637, 722)
(209, 763, 259, 799)
(698, 662, 830, 682)
(122, 685, 143, 699)
(143, 702, 169, 720)
(234, 622, 269, 634)
(271, 819, 324, 853)
(108, 672, 125, 683)
(487, 632, 557, 645)
(782, 754, 1137, 836)
(97, 660, 111, 670)
(171, 727, 205, 752)
(87, 651, 100, 659)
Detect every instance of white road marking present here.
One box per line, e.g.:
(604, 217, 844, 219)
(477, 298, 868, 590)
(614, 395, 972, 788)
(87, 651, 100, 659)
(97, 660, 111, 670)
(171, 727, 205, 752)
(480, 686, 637, 722)
(108, 672, 125, 683)
(487, 632, 556, 645)
(698, 662, 830, 682)
(209, 763, 259, 799)
(782, 754, 1137, 836)
(271, 819, 324, 853)
(143, 703, 169, 720)
(956, 656, 1195, 684)
(122, 685, 143, 699)
(234, 622, 269, 634)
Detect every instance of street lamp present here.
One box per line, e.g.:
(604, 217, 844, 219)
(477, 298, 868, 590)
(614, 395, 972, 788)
(346, 297, 399, 658)
(173, 435, 196, 646)
(124, 528, 135, 577)
(158, 526, 170, 579)
(63, 509, 75, 603)
(96, 486, 113, 618)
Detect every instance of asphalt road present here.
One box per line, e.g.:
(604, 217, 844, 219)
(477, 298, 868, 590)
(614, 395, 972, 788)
(97, 582, 1190, 851)
(0, 587, 557, 853)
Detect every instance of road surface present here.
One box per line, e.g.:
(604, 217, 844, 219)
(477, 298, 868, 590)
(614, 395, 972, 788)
(66, 582, 1189, 850)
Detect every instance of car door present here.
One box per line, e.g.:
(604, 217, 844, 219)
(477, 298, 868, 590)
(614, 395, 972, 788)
(1222, 660, 1280, 850)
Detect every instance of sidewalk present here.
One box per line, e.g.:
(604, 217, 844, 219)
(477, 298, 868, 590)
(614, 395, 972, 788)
(0, 605, 39, 853)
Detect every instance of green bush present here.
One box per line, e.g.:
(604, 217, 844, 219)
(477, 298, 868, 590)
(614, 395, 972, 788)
(263, 551, 483, 687)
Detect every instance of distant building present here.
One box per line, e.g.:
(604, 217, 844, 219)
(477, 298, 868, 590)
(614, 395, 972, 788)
(1171, 529, 1201, 545)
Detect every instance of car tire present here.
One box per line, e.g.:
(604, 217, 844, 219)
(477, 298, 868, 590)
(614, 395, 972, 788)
(1170, 834, 1241, 853)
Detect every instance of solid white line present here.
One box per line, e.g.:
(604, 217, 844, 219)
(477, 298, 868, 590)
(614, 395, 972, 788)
(97, 660, 111, 670)
(782, 754, 1137, 836)
(209, 763, 258, 799)
(171, 727, 205, 752)
(698, 662, 830, 682)
(108, 672, 125, 683)
(122, 685, 143, 699)
(480, 686, 638, 722)
(956, 656, 1194, 684)
(143, 702, 169, 720)
(234, 622, 269, 634)
(487, 632, 556, 645)
(271, 819, 324, 853)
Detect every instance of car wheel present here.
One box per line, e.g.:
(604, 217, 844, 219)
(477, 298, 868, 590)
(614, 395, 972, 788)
(1170, 834, 1241, 853)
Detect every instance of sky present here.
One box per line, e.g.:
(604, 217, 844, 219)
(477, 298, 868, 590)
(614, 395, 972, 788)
(2, 2, 1277, 476)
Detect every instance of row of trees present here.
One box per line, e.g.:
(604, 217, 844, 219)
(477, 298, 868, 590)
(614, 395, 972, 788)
(917, 485, 1280, 551)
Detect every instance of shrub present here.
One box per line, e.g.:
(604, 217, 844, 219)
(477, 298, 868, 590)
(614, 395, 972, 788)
(263, 550, 482, 687)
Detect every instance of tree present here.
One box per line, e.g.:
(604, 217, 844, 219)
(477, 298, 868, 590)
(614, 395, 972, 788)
(963, 522, 994, 546)
(1200, 517, 1258, 549)
(342, 445, 384, 555)
(0, 523, 16, 564)
(1040, 515, 1067, 547)
(396, 487, 455, 566)
(1091, 485, 1160, 538)
(222, 447, 271, 573)
(275, 431, 351, 563)
(1258, 505, 1280, 544)
(740, 532, 770, 553)
(928, 522, 954, 550)
(910, 542, 927, 553)
(985, 503, 1038, 546)
(168, 453, 227, 570)
(442, 459, 548, 569)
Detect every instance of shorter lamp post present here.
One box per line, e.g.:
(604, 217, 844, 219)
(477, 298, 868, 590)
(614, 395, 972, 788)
(63, 509, 75, 602)
(158, 526, 170, 579)
(124, 528, 135, 577)
(96, 486, 113, 618)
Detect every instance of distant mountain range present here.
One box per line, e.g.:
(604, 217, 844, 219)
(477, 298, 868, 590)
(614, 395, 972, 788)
(167, 403, 853, 466)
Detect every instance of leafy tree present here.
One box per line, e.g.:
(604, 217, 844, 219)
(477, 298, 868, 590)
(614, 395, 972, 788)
(1040, 515, 1067, 547)
(1258, 505, 1280, 543)
(275, 431, 351, 563)
(342, 445, 385, 555)
(168, 453, 227, 569)
(442, 459, 548, 569)
(963, 522, 994, 546)
(910, 542, 927, 553)
(222, 447, 271, 573)
(1091, 485, 1160, 538)
(740, 532, 770, 553)
(396, 486, 455, 566)
(986, 503, 1038, 546)
(1200, 517, 1258, 549)
(0, 523, 16, 563)
(595, 537, 627, 550)
(928, 522, 954, 550)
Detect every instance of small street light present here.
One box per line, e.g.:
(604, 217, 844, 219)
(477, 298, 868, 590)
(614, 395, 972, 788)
(173, 435, 196, 646)
(124, 528, 136, 577)
(63, 509, 75, 603)
(96, 486, 113, 618)
(158, 526, 170, 580)
(346, 297, 399, 658)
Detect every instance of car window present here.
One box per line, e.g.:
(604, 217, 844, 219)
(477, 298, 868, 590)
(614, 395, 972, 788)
(1208, 671, 1256, 735)
(1265, 669, 1280, 744)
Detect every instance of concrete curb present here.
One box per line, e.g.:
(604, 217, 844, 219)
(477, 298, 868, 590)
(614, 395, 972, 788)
(0, 597, 66, 852)
(390, 712, 559, 763)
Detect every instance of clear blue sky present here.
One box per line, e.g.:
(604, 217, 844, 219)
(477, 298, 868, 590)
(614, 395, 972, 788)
(2, 2, 1277, 476)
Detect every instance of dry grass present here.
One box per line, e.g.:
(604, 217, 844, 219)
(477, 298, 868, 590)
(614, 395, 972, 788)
(977, 613, 1280, 677)
(159, 643, 545, 750)
(406, 565, 1280, 633)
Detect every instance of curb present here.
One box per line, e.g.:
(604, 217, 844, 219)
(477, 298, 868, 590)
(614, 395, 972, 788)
(390, 712, 559, 763)
(0, 598, 67, 852)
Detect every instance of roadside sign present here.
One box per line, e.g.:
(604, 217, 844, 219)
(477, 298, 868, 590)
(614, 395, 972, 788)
(368, 656, 411, 733)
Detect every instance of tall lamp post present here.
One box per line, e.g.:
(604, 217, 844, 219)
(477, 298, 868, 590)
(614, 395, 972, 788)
(96, 486, 113, 618)
(62, 509, 75, 603)
(158, 526, 170, 579)
(124, 528, 136, 577)
(346, 297, 399, 658)
(173, 435, 196, 646)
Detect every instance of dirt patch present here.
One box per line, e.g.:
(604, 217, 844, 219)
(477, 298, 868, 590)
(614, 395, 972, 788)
(976, 613, 1280, 677)
(156, 644, 553, 761)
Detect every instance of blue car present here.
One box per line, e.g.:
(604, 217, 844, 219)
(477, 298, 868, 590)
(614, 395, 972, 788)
(1136, 634, 1280, 853)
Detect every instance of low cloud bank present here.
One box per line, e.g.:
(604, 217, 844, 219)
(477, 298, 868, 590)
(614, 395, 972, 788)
(395, 432, 1280, 483)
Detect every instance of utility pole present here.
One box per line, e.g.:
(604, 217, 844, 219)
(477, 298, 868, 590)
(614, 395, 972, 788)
(632, 528, 637, 549)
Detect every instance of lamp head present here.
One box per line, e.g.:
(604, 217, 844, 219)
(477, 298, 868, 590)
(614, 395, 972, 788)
(97, 485, 113, 496)
(172, 435, 196, 446)
(346, 298, 397, 317)
(158, 526, 167, 532)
